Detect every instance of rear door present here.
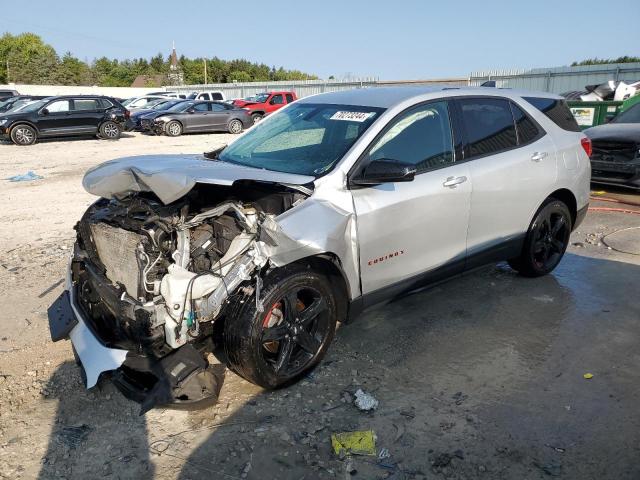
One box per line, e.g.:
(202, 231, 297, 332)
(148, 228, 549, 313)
(69, 98, 103, 133)
(351, 100, 472, 297)
(454, 97, 557, 266)
(207, 102, 230, 130)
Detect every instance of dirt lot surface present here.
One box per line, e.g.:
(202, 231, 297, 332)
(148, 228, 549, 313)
(1, 133, 639, 480)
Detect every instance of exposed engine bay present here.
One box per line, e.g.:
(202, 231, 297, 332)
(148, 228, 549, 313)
(69, 182, 308, 411)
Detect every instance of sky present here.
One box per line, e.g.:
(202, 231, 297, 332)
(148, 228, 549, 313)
(0, 0, 638, 80)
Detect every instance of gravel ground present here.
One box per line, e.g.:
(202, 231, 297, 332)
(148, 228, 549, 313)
(1, 132, 639, 479)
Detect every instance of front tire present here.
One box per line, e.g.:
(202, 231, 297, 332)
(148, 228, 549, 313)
(99, 121, 121, 140)
(509, 198, 572, 277)
(224, 264, 337, 389)
(165, 120, 183, 137)
(251, 113, 263, 124)
(228, 119, 243, 134)
(10, 124, 37, 145)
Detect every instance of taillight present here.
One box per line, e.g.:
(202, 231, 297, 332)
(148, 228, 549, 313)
(581, 137, 592, 157)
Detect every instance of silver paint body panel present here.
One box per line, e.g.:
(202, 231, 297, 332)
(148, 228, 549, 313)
(83, 87, 591, 301)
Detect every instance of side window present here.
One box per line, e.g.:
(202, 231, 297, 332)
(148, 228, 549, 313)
(46, 100, 70, 113)
(270, 94, 284, 105)
(193, 103, 209, 112)
(522, 97, 580, 132)
(211, 103, 225, 111)
(285, 94, 294, 103)
(367, 101, 454, 173)
(197, 93, 208, 100)
(510, 102, 541, 145)
(211, 92, 223, 100)
(98, 98, 113, 109)
(458, 98, 517, 158)
(72, 99, 99, 111)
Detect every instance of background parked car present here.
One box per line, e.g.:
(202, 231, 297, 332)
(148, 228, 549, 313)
(188, 91, 226, 101)
(151, 100, 252, 136)
(121, 95, 169, 110)
(584, 102, 640, 189)
(0, 96, 47, 114)
(0, 89, 19, 99)
(148, 91, 188, 99)
(0, 95, 129, 145)
(128, 99, 187, 131)
(233, 91, 297, 123)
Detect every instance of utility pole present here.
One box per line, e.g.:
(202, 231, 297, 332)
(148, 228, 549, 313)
(6, 59, 9, 84)
(203, 59, 208, 85)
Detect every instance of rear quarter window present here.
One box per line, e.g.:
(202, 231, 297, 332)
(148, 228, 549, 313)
(522, 97, 580, 132)
(510, 102, 542, 145)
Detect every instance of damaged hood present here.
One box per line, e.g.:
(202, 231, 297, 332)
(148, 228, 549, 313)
(83, 154, 315, 204)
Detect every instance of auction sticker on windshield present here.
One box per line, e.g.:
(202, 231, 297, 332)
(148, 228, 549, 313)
(330, 111, 375, 122)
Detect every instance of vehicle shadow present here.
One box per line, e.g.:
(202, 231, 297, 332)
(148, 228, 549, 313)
(37, 361, 154, 479)
(171, 253, 640, 479)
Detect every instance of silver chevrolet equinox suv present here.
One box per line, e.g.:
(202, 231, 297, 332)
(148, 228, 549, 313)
(48, 86, 591, 411)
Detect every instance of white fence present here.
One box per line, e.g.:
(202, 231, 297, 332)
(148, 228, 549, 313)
(171, 77, 468, 99)
(0, 84, 159, 98)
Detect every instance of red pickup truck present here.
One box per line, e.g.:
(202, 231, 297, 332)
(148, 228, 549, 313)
(233, 91, 297, 123)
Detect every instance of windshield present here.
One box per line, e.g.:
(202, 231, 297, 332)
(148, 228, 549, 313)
(249, 93, 269, 103)
(121, 98, 134, 106)
(611, 103, 640, 124)
(15, 99, 48, 113)
(218, 103, 384, 176)
(167, 101, 195, 112)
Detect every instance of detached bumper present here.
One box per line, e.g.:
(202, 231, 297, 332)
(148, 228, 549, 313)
(48, 289, 128, 388)
(47, 264, 225, 412)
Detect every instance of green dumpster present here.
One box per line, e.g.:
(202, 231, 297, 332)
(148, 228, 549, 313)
(567, 101, 623, 129)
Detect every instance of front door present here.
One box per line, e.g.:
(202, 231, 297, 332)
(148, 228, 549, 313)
(37, 99, 73, 136)
(351, 100, 472, 297)
(184, 102, 211, 131)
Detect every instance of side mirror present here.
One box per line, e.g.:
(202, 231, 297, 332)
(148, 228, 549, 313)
(187, 108, 195, 114)
(351, 159, 416, 186)
(40, 108, 49, 116)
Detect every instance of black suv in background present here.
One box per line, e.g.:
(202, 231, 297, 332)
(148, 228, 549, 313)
(0, 96, 129, 145)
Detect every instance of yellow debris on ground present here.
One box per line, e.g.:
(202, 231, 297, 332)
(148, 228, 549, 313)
(331, 430, 377, 456)
(583, 373, 594, 379)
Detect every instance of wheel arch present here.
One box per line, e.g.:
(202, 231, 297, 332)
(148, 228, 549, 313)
(285, 253, 351, 324)
(9, 121, 39, 134)
(250, 110, 265, 116)
(548, 188, 577, 228)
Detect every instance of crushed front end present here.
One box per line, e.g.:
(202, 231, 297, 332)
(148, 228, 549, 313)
(48, 183, 307, 413)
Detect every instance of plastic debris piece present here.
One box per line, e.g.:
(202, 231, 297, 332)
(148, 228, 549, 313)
(583, 373, 594, 379)
(331, 430, 377, 456)
(6, 171, 44, 182)
(354, 388, 379, 411)
(378, 447, 391, 460)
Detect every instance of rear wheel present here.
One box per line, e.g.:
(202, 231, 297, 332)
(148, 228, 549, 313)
(228, 119, 243, 134)
(99, 121, 121, 140)
(10, 124, 37, 145)
(224, 264, 337, 389)
(508, 198, 572, 277)
(165, 120, 183, 137)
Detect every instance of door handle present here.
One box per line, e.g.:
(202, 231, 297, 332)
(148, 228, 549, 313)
(443, 176, 467, 188)
(531, 151, 548, 162)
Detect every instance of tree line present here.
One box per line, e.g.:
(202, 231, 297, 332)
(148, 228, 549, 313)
(571, 56, 640, 66)
(0, 32, 318, 86)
